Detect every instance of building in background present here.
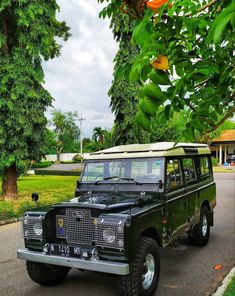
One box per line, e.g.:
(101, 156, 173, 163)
(210, 130, 235, 165)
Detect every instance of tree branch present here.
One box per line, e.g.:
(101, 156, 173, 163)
(195, 78, 211, 89)
(183, 98, 216, 128)
(183, 98, 196, 112)
(185, 0, 219, 17)
(205, 106, 235, 134)
(198, 0, 219, 13)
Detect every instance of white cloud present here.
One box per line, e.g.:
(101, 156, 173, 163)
(43, 0, 118, 137)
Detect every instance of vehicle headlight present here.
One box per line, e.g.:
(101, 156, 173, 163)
(33, 221, 43, 236)
(22, 214, 44, 240)
(103, 228, 116, 243)
(96, 215, 129, 250)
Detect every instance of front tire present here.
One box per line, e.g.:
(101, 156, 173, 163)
(118, 237, 160, 296)
(188, 205, 211, 246)
(26, 261, 70, 286)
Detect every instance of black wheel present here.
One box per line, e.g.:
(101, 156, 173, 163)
(26, 261, 70, 286)
(118, 237, 160, 296)
(188, 205, 211, 246)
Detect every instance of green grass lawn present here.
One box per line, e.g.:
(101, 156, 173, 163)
(0, 175, 78, 221)
(213, 166, 235, 173)
(223, 275, 235, 296)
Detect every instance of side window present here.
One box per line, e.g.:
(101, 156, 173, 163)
(182, 158, 197, 184)
(199, 156, 211, 177)
(166, 159, 183, 190)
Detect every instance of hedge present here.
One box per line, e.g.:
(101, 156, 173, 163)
(35, 169, 81, 176)
(30, 161, 54, 169)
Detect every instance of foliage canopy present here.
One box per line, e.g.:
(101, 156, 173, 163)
(99, 0, 235, 141)
(50, 110, 80, 161)
(0, 0, 70, 197)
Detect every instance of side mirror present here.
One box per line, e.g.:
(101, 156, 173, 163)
(32, 192, 39, 207)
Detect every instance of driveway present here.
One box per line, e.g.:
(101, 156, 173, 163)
(36, 163, 84, 171)
(0, 173, 234, 296)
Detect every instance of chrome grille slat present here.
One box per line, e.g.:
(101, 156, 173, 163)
(55, 209, 125, 250)
(56, 208, 95, 245)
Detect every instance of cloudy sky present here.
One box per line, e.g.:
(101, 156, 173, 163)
(43, 0, 118, 137)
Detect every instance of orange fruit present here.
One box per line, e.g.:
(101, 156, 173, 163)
(146, 0, 169, 11)
(151, 55, 169, 70)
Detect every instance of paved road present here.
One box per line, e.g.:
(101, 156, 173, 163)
(36, 163, 84, 171)
(0, 173, 234, 296)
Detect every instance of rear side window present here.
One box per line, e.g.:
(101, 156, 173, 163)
(199, 156, 211, 177)
(166, 159, 183, 190)
(182, 158, 196, 184)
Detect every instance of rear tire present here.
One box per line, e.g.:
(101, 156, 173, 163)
(118, 237, 160, 296)
(26, 261, 70, 286)
(188, 205, 210, 246)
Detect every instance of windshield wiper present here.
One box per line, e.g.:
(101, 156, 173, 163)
(118, 177, 142, 185)
(95, 176, 118, 185)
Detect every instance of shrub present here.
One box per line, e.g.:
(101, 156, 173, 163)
(30, 161, 53, 169)
(72, 154, 83, 163)
(16, 201, 34, 217)
(35, 170, 81, 176)
(211, 157, 218, 167)
(0, 201, 15, 220)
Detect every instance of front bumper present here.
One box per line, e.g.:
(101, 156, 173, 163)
(17, 248, 129, 275)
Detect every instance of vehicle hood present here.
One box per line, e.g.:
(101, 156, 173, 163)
(55, 192, 163, 214)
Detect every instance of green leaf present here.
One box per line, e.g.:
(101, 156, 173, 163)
(148, 69, 171, 85)
(135, 111, 151, 131)
(139, 97, 159, 116)
(164, 105, 171, 120)
(208, 3, 235, 43)
(143, 83, 164, 101)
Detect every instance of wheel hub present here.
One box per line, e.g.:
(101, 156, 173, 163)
(142, 254, 155, 290)
(202, 214, 208, 236)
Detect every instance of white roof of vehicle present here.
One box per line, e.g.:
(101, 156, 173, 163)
(84, 142, 210, 160)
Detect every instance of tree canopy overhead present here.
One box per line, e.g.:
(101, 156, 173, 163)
(0, 0, 70, 198)
(99, 0, 235, 141)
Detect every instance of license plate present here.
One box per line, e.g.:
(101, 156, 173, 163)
(50, 244, 81, 258)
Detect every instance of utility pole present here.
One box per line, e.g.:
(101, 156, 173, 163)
(78, 114, 86, 155)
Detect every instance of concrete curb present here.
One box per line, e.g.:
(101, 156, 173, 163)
(212, 267, 235, 296)
(0, 218, 21, 226)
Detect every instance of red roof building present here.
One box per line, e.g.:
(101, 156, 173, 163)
(210, 130, 235, 164)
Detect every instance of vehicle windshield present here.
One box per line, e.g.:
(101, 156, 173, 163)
(81, 158, 164, 184)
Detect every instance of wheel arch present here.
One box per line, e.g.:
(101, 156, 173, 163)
(201, 200, 211, 212)
(201, 200, 213, 226)
(140, 227, 162, 247)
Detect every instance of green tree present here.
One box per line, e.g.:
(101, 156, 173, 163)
(0, 1, 70, 199)
(92, 127, 106, 149)
(50, 110, 80, 162)
(99, 1, 149, 145)
(100, 0, 235, 141)
(43, 129, 57, 155)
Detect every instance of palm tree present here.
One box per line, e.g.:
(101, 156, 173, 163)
(92, 127, 109, 150)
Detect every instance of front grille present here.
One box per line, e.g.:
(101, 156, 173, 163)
(23, 215, 43, 241)
(56, 208, 95, 245)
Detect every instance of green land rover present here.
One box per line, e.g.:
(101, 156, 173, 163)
(17, 142, 216, 296)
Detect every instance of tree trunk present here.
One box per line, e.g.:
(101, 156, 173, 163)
(56, 147, 63, 163)
(2, 163, 18, 199)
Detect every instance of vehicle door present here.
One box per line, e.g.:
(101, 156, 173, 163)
(165, 158, 188, 238)
(181, 157, 198, 225)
